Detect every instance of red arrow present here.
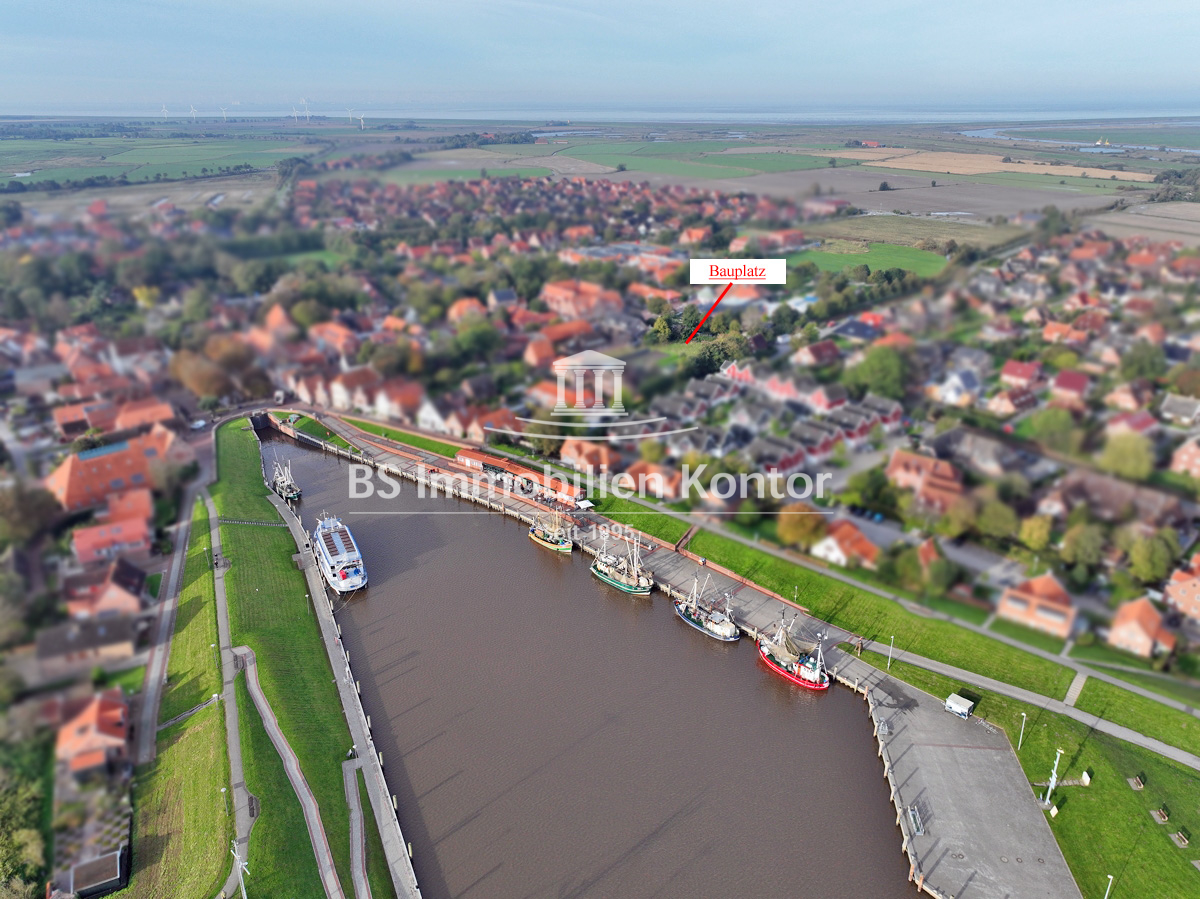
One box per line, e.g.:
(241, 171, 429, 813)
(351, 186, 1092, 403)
(685, 282, 733, 344)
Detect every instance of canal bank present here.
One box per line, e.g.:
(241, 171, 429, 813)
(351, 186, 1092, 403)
(257, 411, 1080, 899)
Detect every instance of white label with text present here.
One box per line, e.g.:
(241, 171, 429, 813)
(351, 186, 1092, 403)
(690, 258, 786, 285)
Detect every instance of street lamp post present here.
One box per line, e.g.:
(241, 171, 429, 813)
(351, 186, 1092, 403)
(211, 643, 219, 670)
(1102, 874, 1113, 899)
(1018, 712, 1027, 751)
(305, 593, 310, 616)
(221, 787, 228, 815)
(1043, 747, 1064, 806)
(887, 635, 895, 671)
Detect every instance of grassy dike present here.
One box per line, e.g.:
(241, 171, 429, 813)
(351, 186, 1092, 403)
(117, 497, 229, 899)
(849, 647, 1200, 899)
(343, 416, 461, 457)
(687, 529, 1076, 698)
(214, 419, 395, 897)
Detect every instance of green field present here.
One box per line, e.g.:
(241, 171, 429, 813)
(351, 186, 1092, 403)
(591, 493, 691, 545)
(234, 678, 325, 898)
(852, 648, 1200, 899)
(119, 705, 230, 899)
(96, 664, 147, 696)
(861, 165, 1137, 195)
(787, 242, 948, 276)
(987, 617, 1067, 655)
(211, 421, 275, 520)
(1100, 670, 1200, 708)
(803, 215, 1026, 250)
(687, 529, 1075, 698)
(344, 417, 460, 457)
(1068, 642, 1156, 672)
(159, 499, 221, 722)
(0, 137, 309, 185)
(1074, 679, 1200, 759)
(379, 166, 550, 184)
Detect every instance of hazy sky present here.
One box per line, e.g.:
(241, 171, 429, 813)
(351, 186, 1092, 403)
(3, 0, 1199, 117)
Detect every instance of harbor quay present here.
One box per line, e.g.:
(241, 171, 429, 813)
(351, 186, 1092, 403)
(262, 411, 1081, 899)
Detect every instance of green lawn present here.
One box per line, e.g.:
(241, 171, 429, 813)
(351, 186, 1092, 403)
(221, 521, 357, 893)
(359, 770, 397, 899)
(851, 648, 1200, 899)
(591, 493, 691, 545)
(344, 417, 460, 457)
(216, 418, 360, 890)
(96, 664, 146, 697)
(145, 572, 163, 601)
(696, 153, 844, 173)
(1101, 671, 1200, 708)
(118, 705, 230, 899)
(688, 529, 1075, 698)
(1069, 643, 1156, 671)
(787, 242, 947, 277)
(988, 617, 1067, 655)
(287, 414, 359, 452)
(159, 500, 221, 722)
(861, 165, 1133, 195)
(1073, 680, 1200, 759)
(234, 678, 325, 899)
(562, 151, 755, 179)
(921, 594, 992, 625)
(211, 420, 275, 521)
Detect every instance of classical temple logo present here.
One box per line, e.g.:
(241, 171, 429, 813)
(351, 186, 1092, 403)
(551, 350, 626, 417)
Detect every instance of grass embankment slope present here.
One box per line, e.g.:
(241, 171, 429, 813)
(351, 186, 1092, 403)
(591, 493, 691, 545)
(118, 706, 230, 899)
(687, 529, 1075, 698)
(278, 412, 359, 453)
(159, 499, 221, 722)
(852, 648, 1200, 899)
(117, 500, 228, 899)
(214, 420, 395, 897)
(1074, 680, 1200, 760)
(343, 416, 460, 457)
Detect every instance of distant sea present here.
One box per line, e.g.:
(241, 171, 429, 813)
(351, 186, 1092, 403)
(7, 103, 1200, 124)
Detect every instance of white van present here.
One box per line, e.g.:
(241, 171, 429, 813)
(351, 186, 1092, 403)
(945, 693, 975, 719)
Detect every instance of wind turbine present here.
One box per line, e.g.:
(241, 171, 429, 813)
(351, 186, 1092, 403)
(346, 107, 354, 123)
(189, 104, 198, 122)
(219, 106, 227, 122)
(357, 113, 365, 131)
(292, 106, 299, 123)
(301, 97, 310, 122)
(160, 104, 169, 119)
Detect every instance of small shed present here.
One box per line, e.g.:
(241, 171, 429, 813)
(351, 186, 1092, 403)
(945, 693, 975, 719)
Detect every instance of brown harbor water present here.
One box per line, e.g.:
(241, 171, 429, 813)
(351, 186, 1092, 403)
(273, 438, 917, 899)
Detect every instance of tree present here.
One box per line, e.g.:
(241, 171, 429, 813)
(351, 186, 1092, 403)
(1119, 340, 1167, 382)
(0, 483, 58, 546)
(977, 500, 1019, 540)
(1129, 535, 1174, 583)
(878, 181, 892, 191)
(639, 440, 665, 463)
(843, 345, 908, 400)
(1098, 432, 1155, 481)
(776, 503, 826, 549)
(926, 558, 958, 595)
(1060, 523, 1105, 568)
(651, 314, 673, 343)
(938, 496, 978, 538)
(1027, 407, 1078, 453)
(523, 410, 563, 456)
(1019, 515, 1052, 552)
(69, 428, 106, 454)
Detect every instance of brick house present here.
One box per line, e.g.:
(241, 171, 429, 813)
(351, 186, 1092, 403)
(996, 574, 1076, 640)
(811, 520, 880, 570)
(1107, 597, 1176, 658)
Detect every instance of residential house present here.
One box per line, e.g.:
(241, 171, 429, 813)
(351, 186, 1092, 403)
(1000, 359, 1042, 390)
(44, 426, 195, 512)
(792, 339, 841, 368)
(857, 394, 904, 430)
(1170, 437, 1200, 480)
(1105, 410, 1160, 440)
(1049, 370, 1091, 410)
(987, 387, 1038, 418)
(1160, 393, 1200, 426)
(560, 438, 620, 475)
(932, 369, 981, 407)
(37, 618, 137, 680)
(948, 346, 993, 381)
(63, 559, 146, 620)
(487, 287, 521, 313)
(1108, 597, 1176, 659)
(743, 435, 807, 476)
(885, 449, 965, 515)
(415, 397, 457, 435)
(73, 518, 151, 566)
(55, 688, 129, 779)
(465, 409, 521, 444)
(328, 367, 381, 411)
(1166, 553, 1200, 622)
(308, 320, 361, 363)
(811, 520, 880, 570)
(447, 297, 487, 326)
(624, 460, 683, 500)
(996, 574, 1077, 640)
(808, 383, 848, 413)
(1037, 469, 1184, 534)
(1105, 379, 1156, 412)
(373, 378, 426, 424)
(539, 280, 623, 321)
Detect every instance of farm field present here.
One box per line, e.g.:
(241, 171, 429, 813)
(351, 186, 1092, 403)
(837, 147, 1155, 181)
(0, 137, 310, 185)
(787, 241, 948, 276)
(803, 214, 1026, 249)
(861, 165, 1139, 195)
(1085, 202, 1200, 247)
(379, 165, 550, 183)
(12, 171, 278, 218)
